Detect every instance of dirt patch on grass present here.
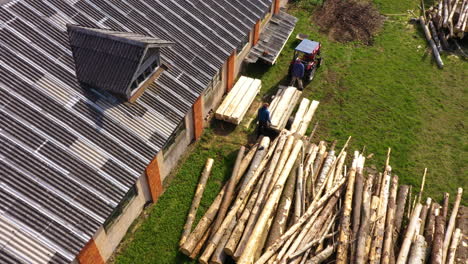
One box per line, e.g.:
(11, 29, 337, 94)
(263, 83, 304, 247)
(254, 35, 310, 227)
(314, 0, 384, 44)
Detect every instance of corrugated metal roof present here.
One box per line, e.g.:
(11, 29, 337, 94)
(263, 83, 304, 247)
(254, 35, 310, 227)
(0, 0, 273, 263)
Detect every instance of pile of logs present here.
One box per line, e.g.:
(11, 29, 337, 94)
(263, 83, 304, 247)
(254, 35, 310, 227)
(215, 76, 261, 124)
(420, 0, 468, 67)
(179, 133, 465, 264)
(269, 86, 303, 131)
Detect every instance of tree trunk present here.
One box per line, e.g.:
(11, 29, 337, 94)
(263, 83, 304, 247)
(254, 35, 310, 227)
(350, 164, 364, 262)
(431, 215, 445, 264)
(211, 148, 245, 236)
(199, 137, 271, 263)
(336, 154, 360, 264)
(267, 136, 296, 196)
(210, 218, 237, 264)
(382, 175, 399, 264)
(180, 184, 227, 256)
(420, 16, 444, 68)
(394, 185, 410, 240)
(355, 173, 374, 263)
(424, 203, 438, 248)
(369, 166, 392, 264)
(407, 235, 427, 264)
(189, 226, 212, 259)
(237, 138, 303, 264)
(265, 159, 298, 248)
(446, 228, 461, 264)
(295, 163, 304, 223)
(396, 203, 423, 264)
(224, 169, 265, 257)
(419, 198, 432, 235)
(442, 188, 463, 263)
(306, 244, 335, 264)
(180, 158, 214, 246)
(256, 177, 347, 264)
(442, 192, 450, 220)
(417, 168, 427, 204)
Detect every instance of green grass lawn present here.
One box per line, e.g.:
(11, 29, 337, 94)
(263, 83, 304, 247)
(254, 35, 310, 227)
(113, 1, 467, 263)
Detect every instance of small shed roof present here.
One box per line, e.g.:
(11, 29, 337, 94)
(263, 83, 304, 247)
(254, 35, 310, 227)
(295, 39, 320, 54)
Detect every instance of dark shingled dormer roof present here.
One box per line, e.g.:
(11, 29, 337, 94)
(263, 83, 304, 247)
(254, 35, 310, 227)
(67, 24, 174, 102)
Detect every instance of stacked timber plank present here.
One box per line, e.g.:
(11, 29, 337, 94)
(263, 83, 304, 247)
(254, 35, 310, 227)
(269, 86, 302, 131)
(179, 133, 466, 263)
(215, 76, 261, 125)
(289, 98, 320, 136)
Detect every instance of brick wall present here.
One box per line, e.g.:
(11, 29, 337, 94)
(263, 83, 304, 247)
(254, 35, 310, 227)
(274, 0, 281, 15)
(226, 50, 236, 92)
(77, 239, 104, 264)
(253, 20, 261, 46)
(145, 156, 163, 202)
(193, 96, 203, 140)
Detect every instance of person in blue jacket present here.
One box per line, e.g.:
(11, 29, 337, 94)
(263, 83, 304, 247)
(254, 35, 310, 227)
(290, 58, 305, 90)
(257, 103, 271, 138)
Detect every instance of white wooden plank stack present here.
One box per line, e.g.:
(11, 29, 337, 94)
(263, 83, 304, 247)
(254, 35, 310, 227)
(290, 98, 320, 136)
(269, 86, 303, 131)
(215, 76, 261, 125)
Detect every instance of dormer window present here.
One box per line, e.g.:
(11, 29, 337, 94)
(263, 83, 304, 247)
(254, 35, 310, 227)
(66, 24, 174, 103)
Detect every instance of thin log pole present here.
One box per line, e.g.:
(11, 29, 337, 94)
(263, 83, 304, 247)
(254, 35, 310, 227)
(211, 148, 245, 235)
(442, 192, 450, 220)
(210, 218, 237, 264)
(396, 203, 423, 264)
(442, 188, 463, 263)
(382, 174, 399, 264)
(394, 185, 409, 241)
(419, 198, 432, 235)
(417, 168, 427, 204)
(336, 152, 360, 264)
(265, 159, 298, 248)
(355, 173, 375, 263)
(446, 228, 461, 264)
(295, 163, 304, 222)
(420, 16, 444, 68)
(350, 160, 364, 263)
(306, 244, 335, 264)
(180, 158, 214, 246)
(189, 226, 213, 259)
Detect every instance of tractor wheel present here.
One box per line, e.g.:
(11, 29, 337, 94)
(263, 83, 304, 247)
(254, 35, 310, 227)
(308, 67, 317, 81)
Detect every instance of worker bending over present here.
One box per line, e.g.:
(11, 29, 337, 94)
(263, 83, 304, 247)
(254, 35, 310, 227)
(290, 58, 304, 90)
(257, 103, 271, 138)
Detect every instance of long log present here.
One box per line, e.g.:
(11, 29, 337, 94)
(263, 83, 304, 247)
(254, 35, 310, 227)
(225, 168, 265, 257)
(396, 203, 423, 264)
(181, 185, 228, 255)
(267, 136, 296, 196)
(238, 138, 303, 264)
(419, 198, 432, 235)
(417, 168, 427, 204)
(336, 153, 359, 264)
(431, 215, 445, 264)
(199, 137, 271, 263)
(189, 226, 213, 259)
(211, 148, 245, 236)
(420, 16, 444, 68)
(442, 192, 450, 220)
(446, 228, 461, 264)
(350, 161, 364, 263)
(306, 244, 335, 264)
(355, 173, 375, 263)
(180, 158, 214, 246)
(265, 159, 298, 248)
(256, 177, 348, 264)
(424, 203, 439, 249)
(381, 174, 399, 264)
(394, 185, 410, 240)
(365, 195, 380, 259)
(210, 218, 237, 264)
(407, 235, 427, 264)
(295, 163, 304, 223)
(442, 188, 463, 263)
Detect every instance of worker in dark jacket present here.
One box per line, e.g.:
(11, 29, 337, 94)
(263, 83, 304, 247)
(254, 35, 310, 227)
(290, 58, 305, 90)
(257, 103, 271, 138)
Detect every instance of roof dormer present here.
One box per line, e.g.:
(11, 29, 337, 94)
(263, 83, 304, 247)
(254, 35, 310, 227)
(66, 24, 174, 103)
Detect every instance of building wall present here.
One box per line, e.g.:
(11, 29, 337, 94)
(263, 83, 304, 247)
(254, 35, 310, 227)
(203, 63, 227, 119)
(91, 174, 152, 262)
